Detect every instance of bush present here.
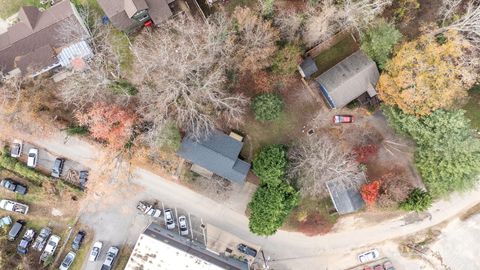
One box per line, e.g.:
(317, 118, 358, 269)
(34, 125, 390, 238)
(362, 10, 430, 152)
(399, 188, 432, 212)
(360, 181, 381, 206)
(248, 182, 298, 236)
(66, 125, 89, 136)
(252, 93, 283, 121)
(271, 44, 302, 75)
(361, 21, 402, 69)
(253, 144, 288, 186)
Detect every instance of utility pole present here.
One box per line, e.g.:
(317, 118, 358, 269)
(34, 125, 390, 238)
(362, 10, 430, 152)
(261, 250, 270, 269)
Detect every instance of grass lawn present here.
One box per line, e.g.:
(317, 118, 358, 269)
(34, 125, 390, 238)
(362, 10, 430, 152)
(0, 0, 44, 19)
(110, 29, 135, 75)
(311, 34, 358, 78)
(464, 85, 480, 130)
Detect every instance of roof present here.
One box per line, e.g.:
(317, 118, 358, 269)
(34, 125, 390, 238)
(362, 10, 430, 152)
(0, 1, 88, 74)
(315, 51, 379, 108)
(326, 175, 365, 215)
(177, 131, 251, 184)
(14, 45, 56, 72)
(125, 223, 249, 270)
(98, 0, 172, 31)
(298, 57, 318, 79)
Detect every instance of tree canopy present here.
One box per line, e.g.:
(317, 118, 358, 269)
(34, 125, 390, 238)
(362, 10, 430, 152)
(378, 31, 477, 116)
(252, 93, 284, 122)
(253, 144, 288, 185)
(384, 106, 480, 197)
(360, 20, 402, 69)
(399, 188, 432, 212)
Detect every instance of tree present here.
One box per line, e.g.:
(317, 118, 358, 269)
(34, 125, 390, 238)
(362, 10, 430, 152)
(288, 134, 361, 197)
(303, 0, 345, 48)
(248, 182, 298, 236)
(252, 93, 283, 121)
(253, 144, 288, 185)
(231, 7, 280, 72)
(273, 10, 303, 43)
(75, 102, 137, 150)
(132, 15, 248, 141)
(399, 188, 432, 212)
(378, 31, 477, 116)
(343, 0, 393, 32)
(384, 107, 480, 197)
(441, 1, 480, 45)
(360, 20, 402, 69)
(271, 43, 303, 75)
(360, 180, 381, 206)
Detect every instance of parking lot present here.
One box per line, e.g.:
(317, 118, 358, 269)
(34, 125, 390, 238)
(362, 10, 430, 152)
(347, 258, 396, 270)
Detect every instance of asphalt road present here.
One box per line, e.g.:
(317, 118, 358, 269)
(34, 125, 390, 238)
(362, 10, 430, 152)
(18, 131, 480, 270)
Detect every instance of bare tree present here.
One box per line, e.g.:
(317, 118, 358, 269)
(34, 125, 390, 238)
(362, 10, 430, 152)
(441, 1, 480, 44)
(343, 0, 393, 32)
(288, 134, 362, 197)
(303, 0, 345, 48)
(132, 15, 248, 141)
(273, 10, 303, 43)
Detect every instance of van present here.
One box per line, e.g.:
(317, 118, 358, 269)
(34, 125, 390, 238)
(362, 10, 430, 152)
(8, 220, 24, 241)
(51, 158, 65, 178)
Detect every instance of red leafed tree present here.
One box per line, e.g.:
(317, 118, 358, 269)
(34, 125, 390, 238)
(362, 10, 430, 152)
(360, 180, 381, 206)
(353, 144, 378, 164)
(75, 102, 137, 149)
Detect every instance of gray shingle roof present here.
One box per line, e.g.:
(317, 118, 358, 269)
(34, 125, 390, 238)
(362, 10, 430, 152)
(298, 57, 318, 79)
(326, 176, 365, 215)
(315, 50, 379, 108)
(177, 131, 250, 184)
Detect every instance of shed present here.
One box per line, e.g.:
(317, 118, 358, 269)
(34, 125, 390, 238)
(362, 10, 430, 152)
(298, 57, 318, 79)
(326, 175, 365, 215)
(315, 51, 379, 109)
(177, 131, 251, 184)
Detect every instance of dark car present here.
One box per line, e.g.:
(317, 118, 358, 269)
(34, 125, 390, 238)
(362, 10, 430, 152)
(8, 220, 25, 241)
(0, 178, 27, 195)
(17, 229, 35, 254)
(72, 231, 85, 251)
(51, 158, 65, 178)
(79, 171, 89, 190)
(333, 115, 354, 124)
(237, 243, 257, 257)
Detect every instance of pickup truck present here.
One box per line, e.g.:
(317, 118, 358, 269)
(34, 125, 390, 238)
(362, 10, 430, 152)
(0, 199, 29, 214)
(136, 201, 161, 217)
(32, 227, 52, 252)
(40, 235, 61, 262)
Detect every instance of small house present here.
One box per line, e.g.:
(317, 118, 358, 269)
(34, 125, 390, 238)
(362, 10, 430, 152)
(298, 57, 318, 79)
(177, 131, 251, 184)
(315, 51, 379, 109)
(326, 175, 365, 215)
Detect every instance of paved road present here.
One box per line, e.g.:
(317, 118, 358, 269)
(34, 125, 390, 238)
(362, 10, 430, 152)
(19, 132, 480, 270)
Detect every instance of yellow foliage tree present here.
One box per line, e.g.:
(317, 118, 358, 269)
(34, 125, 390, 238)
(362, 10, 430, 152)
(378, 31, 477, 116)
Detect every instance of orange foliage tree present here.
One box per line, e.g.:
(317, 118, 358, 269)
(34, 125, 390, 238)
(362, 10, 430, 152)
(75, 102, 137, 150)
(378, 31, 477, 116)
(360, 180, 381, 206)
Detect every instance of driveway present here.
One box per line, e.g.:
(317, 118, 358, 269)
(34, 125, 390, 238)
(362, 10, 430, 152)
(17, 131, 480, 270)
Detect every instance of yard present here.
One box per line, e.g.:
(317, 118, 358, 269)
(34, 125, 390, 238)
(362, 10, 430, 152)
(464, 85, 480, 131)
(0, 0, 44, 19)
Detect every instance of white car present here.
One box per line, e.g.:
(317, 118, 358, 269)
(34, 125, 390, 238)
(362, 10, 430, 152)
(40, 235, 61, 262)
(27, 148, 38, 168)
(59, 251, 75, 270)
(101, 246, 119, 270)
(358, 249, 380, 263)
(10, 140, 23, 158)
(164, 209, 175, 230)
(178, 216, 189, 236)
(89, 241, 103, 262)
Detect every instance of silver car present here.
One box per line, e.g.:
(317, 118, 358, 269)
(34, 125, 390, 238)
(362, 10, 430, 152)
(164, 209, 175, 230)
(178, 216, 189, 236)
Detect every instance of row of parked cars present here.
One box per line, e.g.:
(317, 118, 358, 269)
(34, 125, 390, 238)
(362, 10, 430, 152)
(358, 249, 395, 270)
(136, 202, 190, 236)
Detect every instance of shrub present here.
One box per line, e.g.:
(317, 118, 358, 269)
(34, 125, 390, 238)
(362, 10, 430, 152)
(252, 93, 283, 121)
(271, 44, 302, 75)
(360, 180, 381, 206)
(360, 21, 402, 69)
(66, 125, 89, 136)
(399, 188, 432, 212)
(353, 144, 378, 164)
(253, 144, 288, 186)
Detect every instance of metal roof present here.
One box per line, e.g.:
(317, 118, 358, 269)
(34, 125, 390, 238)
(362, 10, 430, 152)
(298, 57, 318, 79)
(326, 175, 365, 215)
(57, 40, 93, 67)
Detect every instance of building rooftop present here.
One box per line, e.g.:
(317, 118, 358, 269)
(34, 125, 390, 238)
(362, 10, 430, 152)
(125, 223, 249, 270)
(326, 175, 365, 215)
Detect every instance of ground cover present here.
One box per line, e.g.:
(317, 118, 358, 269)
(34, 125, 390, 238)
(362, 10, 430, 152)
(464, 85, 480, 130)
(311, 33, 358, 78)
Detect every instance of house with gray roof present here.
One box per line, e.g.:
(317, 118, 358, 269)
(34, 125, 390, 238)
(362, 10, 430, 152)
(98, 0, 174, 32)
(0, 1, 92, 78)
(326, 175, 365, 215)
(298, 57, 318, 79)
(315, 51, 379, 109)
(177, 131, 251, 184)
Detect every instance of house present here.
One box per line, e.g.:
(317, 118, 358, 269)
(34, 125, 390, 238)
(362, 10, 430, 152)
(297, 57, 318, 79)
(125, 223, 249, 270)
(315, 51, 379, 109)
(326, 175, 365, 215)
(97, 0, 174, 32)
(0, 1, 92, 78)
(177, 131, 251, 184)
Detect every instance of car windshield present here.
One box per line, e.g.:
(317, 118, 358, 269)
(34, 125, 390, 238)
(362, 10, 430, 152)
(28, 153, 35, 157)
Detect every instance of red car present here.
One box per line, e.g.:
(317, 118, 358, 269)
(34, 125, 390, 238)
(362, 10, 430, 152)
(333, 115, 353, 124)
(364, 267, 373, 270)
(373, 265, 384, 270)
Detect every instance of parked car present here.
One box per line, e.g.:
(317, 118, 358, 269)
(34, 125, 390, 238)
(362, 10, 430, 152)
(27, 148, 38, 168)
(79, 170, 89, 190)
(333, 115, 353, 124)
(101, 246, 119, 270)
(364, 267, 373, 270)
(51, 158, 65, 178)
(8, 220, 24, 241)
(178, 215, 189, 236)
(89, 241, 103, 262)
(136, 201, 161, 217)
(237, 243, 257, 257)
(32, 227, 52, 251)
(40, 235, 61, 262)
(59, 251, 75, 270)
(358, 249, 380, 263)
(0, 178, 27, 195)
(72, 231, 85, 251)
(10, 140, 23, 158)
(373, 265, 384, 270)
(383, 261, 395, 270)
(0, 216, 12, 228)
(17, 228, 35, 254)
(0, 199, 29, 214)
(164, 208, 175, 230)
